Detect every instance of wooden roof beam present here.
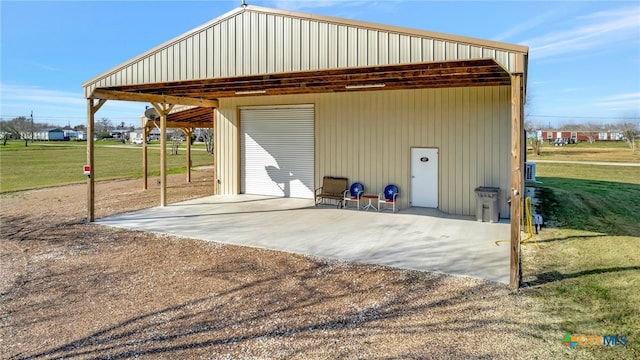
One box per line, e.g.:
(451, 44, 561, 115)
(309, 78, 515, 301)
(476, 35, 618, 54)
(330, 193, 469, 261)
(108, 60, 507, 93)
(89, 89, 218, 108)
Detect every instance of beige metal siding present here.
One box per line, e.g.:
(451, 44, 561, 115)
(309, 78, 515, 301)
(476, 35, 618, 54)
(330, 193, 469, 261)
(216, 86, 512, 217)
(215, 106, 239, 195)
(84, 8, 526, 95)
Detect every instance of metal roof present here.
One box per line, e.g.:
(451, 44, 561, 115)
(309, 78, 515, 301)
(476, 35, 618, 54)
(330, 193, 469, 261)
(83, 5, 527, 104)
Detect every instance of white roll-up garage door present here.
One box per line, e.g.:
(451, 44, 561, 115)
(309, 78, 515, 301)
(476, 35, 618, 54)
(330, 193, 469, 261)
(241, 105, 314, 198)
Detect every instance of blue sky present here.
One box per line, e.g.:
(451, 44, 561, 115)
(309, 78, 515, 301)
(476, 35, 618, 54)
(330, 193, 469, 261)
(1, 0, 639, 128)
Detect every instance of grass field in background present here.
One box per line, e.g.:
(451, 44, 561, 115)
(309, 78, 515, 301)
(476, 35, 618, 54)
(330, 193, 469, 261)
(0, 141, 214, 192)
(523, 153, 640, 357)
(527, 140, 639, 163)
(532, 162, 640, 185)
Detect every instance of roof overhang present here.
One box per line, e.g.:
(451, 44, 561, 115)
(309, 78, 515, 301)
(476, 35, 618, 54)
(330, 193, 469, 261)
(88, 58, 511, 129)
(90, 59, 511, 102)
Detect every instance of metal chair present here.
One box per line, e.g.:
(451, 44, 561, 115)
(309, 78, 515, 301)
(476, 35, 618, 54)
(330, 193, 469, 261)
(378, 184, 399, 213)
(343, 182, 364, 209)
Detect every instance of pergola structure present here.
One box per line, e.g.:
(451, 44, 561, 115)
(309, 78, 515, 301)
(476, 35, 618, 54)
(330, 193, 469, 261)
(139, 106, 215, 189)
(85, 96, 216, 225)
(83, 5, 526, 288)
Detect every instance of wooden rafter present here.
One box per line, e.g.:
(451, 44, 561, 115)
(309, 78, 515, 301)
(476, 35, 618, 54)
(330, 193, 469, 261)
(155, 107, 214, 129)
(96, 59, 510, 101)
(90, 89, 219, 108)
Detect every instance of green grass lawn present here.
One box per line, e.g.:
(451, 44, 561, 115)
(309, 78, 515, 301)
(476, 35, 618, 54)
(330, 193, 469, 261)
(522, 160, 640, 358)
(528, 139, 639, 163)
(0, 141, 214, 192)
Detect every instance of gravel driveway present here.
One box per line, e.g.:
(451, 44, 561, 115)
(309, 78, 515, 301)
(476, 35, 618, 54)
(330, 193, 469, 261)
(1, 169, 571, 359)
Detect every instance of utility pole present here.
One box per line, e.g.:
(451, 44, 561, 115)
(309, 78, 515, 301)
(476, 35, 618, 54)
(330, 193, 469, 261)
(30, 110, 34, 142)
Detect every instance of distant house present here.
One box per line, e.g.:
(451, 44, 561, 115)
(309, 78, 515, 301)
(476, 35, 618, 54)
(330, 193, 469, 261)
(110, 130, 129, 139)
(147, 128, 176, 141)
(33, 128, 65, 141)
(76, 131, 87, 141)
(63, 129, 79, 139)
(537, 130, 624, 143)
(129, 129, 144, 142)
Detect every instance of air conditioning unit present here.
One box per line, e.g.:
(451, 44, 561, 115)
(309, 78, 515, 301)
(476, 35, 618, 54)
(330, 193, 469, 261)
(525, 162, 536, 181)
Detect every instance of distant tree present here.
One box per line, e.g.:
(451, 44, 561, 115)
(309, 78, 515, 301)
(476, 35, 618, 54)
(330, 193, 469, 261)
(582, 122, 601, 144)
(524, 119, 542, 155)
(73, 124, 87, 131)
(559, 123, 582, 131)
(619, 120, 638, 154)
(171, 130, 183, 155)
(96, 117, 113, 139)
(200, 128, 214, 155)
(0, 120, 12, 146)
(522, 95, 543, 155)
(1, 116, 33, 147)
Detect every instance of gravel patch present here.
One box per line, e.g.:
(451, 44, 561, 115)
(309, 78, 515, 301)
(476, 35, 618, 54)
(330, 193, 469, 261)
(0, 169, 571, 359)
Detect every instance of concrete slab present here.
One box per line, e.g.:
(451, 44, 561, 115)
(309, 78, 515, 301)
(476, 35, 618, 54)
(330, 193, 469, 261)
(97, 195, 511, 283)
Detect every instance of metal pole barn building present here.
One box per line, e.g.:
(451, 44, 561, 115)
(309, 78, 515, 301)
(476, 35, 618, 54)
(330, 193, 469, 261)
(83, 5, 528, 288)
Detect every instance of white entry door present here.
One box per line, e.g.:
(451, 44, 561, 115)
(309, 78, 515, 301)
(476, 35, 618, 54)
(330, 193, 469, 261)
(411, 148, 438, 208)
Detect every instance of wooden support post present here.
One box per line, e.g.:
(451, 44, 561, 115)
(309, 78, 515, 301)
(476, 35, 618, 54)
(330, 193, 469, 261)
(161, 112, 167, 206)
(212, 111, 217, 195)
(510, 73, 524, 290)
(151, 103, 175, 207)
(87, 101, 95, 222)
(183, 127, 193, 183)
(86, 98, 106, 222)
(143, 126, 150, 190)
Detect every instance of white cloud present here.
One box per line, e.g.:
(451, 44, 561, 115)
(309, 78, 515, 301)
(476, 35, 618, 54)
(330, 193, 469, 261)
(560, 87, 583, 93)
(0, 83, 144, 126)
(596, 92, 640, 108)
(268, 0, 403, 13)
(0, 84, 85, 107)
(32, 62, 60, 72)
(493, 9, 558, 42)
(602, 93, 640, 101)
(271, 0, 370, 11)
(524, 6, 640, 60)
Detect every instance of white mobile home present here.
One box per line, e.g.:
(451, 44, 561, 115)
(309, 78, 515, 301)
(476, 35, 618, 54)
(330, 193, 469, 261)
(33, 128, 65, 141)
